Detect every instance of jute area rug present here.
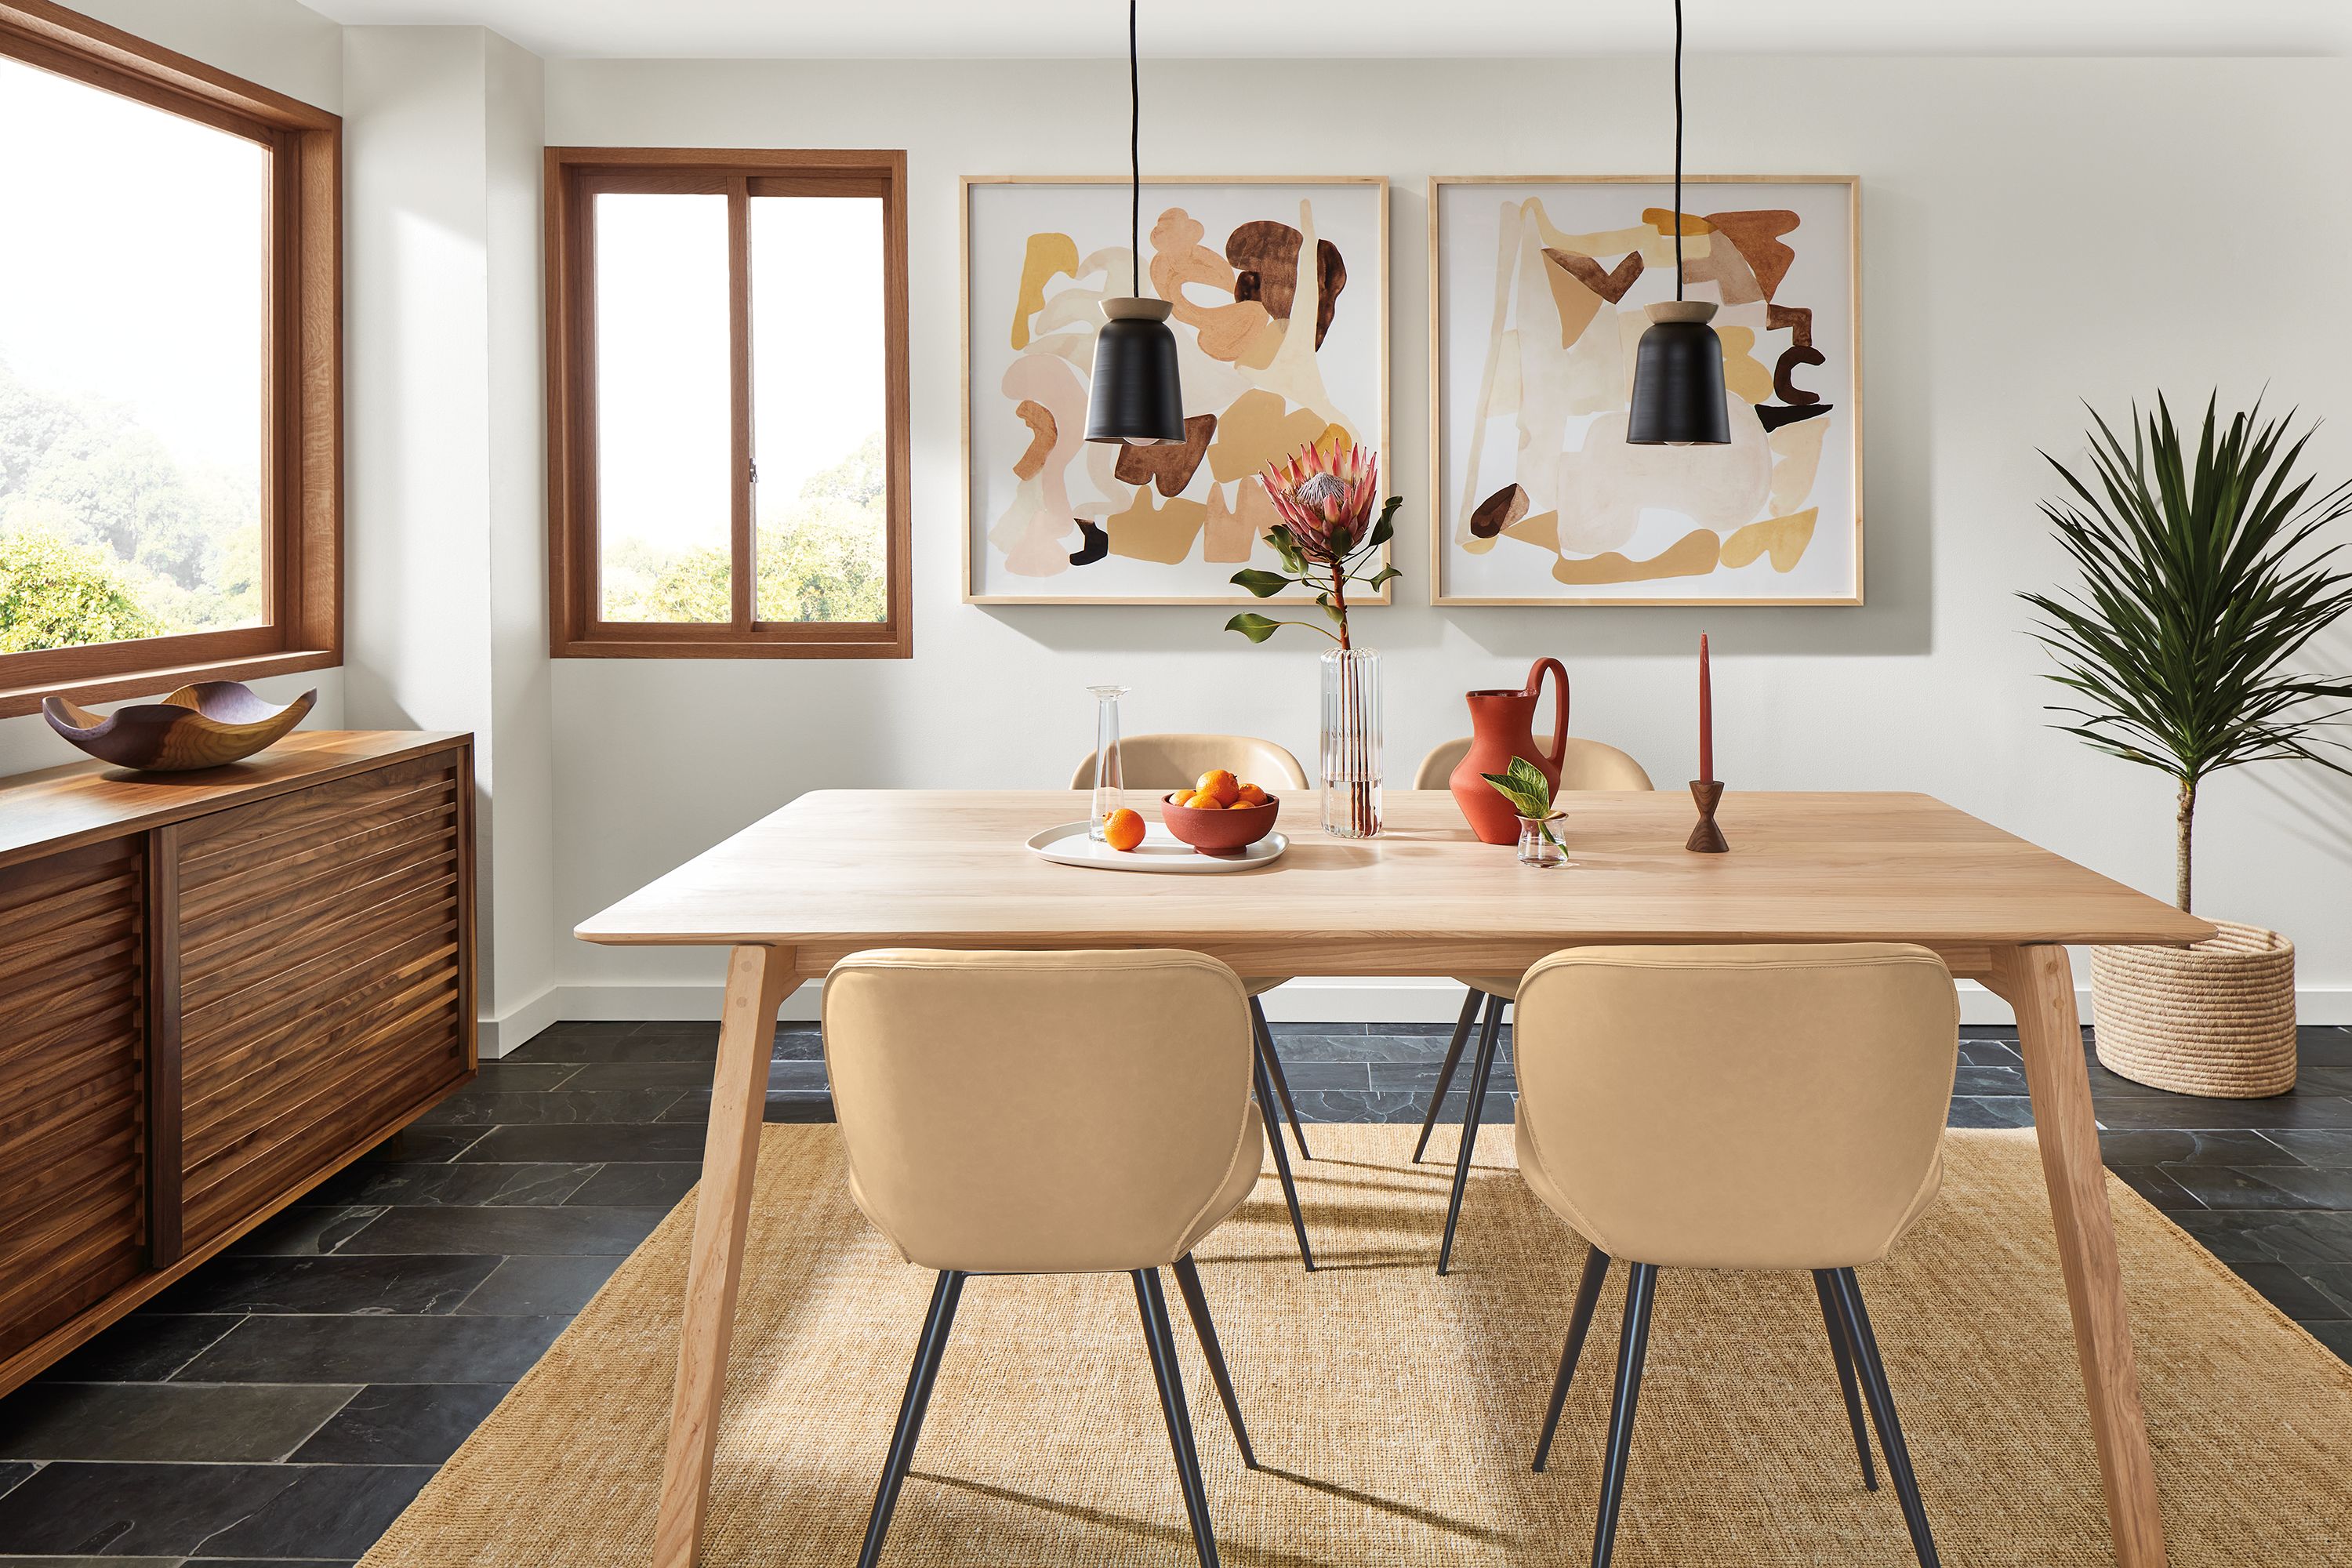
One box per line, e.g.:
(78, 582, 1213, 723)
(360, 1126, 2352, 1566)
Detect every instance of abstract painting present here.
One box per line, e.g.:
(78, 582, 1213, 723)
(964, 176, 1388, 604)
(1431, 176, 1860, 605)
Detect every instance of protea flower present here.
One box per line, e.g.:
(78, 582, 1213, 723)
(1258, 441, 1380, 562)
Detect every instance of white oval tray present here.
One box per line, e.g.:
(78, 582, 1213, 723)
(1025, 818, 1288, 873)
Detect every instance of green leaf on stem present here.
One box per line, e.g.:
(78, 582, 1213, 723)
(1362, 564, 1402, 590)
(1231, 568, 1292, 598)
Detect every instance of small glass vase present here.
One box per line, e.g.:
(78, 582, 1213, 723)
(1518, 812, 1568, 867)
(1087, 684, 1128, 839)
(1319, 645, 1382, 838)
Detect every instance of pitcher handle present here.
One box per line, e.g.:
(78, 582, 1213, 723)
(1530, 658, 1570, 777)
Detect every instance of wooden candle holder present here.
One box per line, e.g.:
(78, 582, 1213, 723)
(1686, 779, 1728, 853)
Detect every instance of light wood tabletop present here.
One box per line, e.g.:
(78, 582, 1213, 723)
(586, 789, 2207, 1568)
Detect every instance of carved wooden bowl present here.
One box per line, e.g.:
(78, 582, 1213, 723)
(42, 681, 317, 771)
(1159, 792, 1281, 858)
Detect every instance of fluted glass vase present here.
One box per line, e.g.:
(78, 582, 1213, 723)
(1319, 645, 1382, 838)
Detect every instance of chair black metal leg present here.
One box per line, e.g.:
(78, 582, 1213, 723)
(857, 1269, 967, 1568)
(1436, 993, 1504, 1275)
(1532, 1246, 1612, 1472)
(1410, 989, 1485, 1163)
(1812, 1269, 1878, 1492)
(1134, 1269, 1222, 1568)
(1171, 1253, 1256, 1469)
(1250, 996, 1311, 1161)
(1252, 1037, 1316, 1271)
(1589, 1262, 1658, 1568)
(1828, 1269, 1940, 1568)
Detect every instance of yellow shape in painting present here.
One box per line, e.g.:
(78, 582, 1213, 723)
(1539, 255, 1604, 351)
(1716, 325, 1773, 405)
(1720, 508, 1818, 572)
(1207, 387, 1338, 485)
(1011, 232, 1079, 351)
(1552, 529, 1722, 586)
(1204, 481, 1277, 563)
(1107, 489, 1209, 565)
(1503, 510, 1560, 554)
(1767, 416, 1830, 514)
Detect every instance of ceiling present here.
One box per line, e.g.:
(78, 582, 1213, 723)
(303, 0, 2351, 60)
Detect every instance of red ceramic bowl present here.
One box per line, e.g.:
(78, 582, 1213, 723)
(1159, 792, 1280, 858)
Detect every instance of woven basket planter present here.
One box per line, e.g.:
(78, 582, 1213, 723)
(2089, 920, 2297, 1098)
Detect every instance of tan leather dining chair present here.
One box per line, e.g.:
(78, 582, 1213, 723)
(1407, 735, 1657, 1273)
(1513, 944, 1958, 1568)
(825, 949, 1266, 1568)
(1068, 731, 1319, 1269)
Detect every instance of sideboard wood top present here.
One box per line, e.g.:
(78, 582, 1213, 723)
(0, 730, 470, 870)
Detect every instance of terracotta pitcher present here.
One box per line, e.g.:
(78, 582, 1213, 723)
(1450, 659, 1570, 844)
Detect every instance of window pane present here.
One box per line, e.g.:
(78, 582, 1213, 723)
(593, 191, 731, 622)
(0, 54, 267, 654)
(749, 195, 887, 624)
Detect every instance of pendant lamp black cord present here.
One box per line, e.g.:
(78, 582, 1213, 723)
(1672, 0, 1684, 301)
(1129, 0, 1141, 297)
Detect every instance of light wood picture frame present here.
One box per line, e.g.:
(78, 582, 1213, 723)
(1429, 175, 1861, 607)
(963, 175, 1389, 605)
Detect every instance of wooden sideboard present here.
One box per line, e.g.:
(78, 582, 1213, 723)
(0, 730, 477, 1395)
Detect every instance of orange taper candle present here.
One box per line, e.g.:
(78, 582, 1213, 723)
(1698, 633, 1713, 782)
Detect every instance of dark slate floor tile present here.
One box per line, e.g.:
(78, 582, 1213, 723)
(416, 1088, 685, 1127)
(2261, 1129, 2352, 1167)
(2300, 1320, 2352, 1361)
(1262, 1060, 1373, 1092)
(771, 1029, 824, 1061)
(2161, 1164, 2352, 1212)
(466, 1062, 582, 1093)
(227, 1206, 388, 1257)
(0, 1556, 183, 1568)
(289, 1383, 509, 1466)
(0, 1466, 31, 1504)
(1367, 1062, 1512, 1095)
(2227, 1261, 2350, 1320)
(548, 1059, 728, 1092)
(507, 1029, 718, 1064)
(566, 1161, 699, 1207)
(1286, 1088, 1425, 1124)
(0, 1461, 305, 1555)
(0, 1381, 356, 1464)
(1948, 1096, 2034, 1130)
(196, 1463, 433, 1560)
(2297, 1061, 2352, 1095)
(191, 1559, 354, 1567)
(1265, 1032, 1446, 1064)
(2100, 1128, 2305, 1167)
(2303, 1265, 2352, 1316)
(1958, 1039, 2022, 1067)
(337, 1205, 667, 1258)
(310, 1160, 600, 1208)
(37, 1315, 243, 1382)
(456, 1254, 625, 1317)
(765, 1061, 829, 1092)
(1955, 1063, 2027, 1095)
(655, 1090, 834, 1124)
(143, 1254, 501, 1317)
(2171, 1211, 2352, 1269)
(458, 1122, 714, 1163)
(177, 1314, 569, 1385)
(353, 1126, 485, 1164)
(2089, 1094, 2352, 1131)
(2110, 1166, 2202, 1212)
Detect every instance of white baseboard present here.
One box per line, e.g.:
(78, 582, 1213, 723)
(499, 978, 2352, 1050)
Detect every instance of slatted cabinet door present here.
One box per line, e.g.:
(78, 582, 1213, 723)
(173, 752, 472, 1253)
(0, 838, 147, 1363)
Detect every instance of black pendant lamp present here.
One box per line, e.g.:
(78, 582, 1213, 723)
(1626, 0, 1730, 447)
(1085, 0, 1185, 445)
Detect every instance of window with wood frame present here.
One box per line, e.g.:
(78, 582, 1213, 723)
(0, 2, 339, 720)
(545, 149, 912, 659)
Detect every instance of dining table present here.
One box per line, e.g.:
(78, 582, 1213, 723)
(576, 786, 2214, 1568)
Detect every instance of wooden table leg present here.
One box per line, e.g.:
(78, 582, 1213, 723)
(653, 943, 796, 1568)
(1990, 943, 2168, 1568)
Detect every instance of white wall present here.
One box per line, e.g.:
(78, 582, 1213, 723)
(541, 54, 2352, 1023)
(0, 0, 348, 781)
(343, 24, 557, 1050)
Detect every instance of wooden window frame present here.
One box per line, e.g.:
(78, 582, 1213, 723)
(545, 147, 913, 660)
(0, 2, 341, 720)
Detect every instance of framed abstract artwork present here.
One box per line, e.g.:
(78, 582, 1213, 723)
(1430, 176, 1861, 606)
(964, 176, 1388, 604)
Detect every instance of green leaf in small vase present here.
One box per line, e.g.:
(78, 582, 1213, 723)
(1363, 495, 1402, 552)
(1362, 564, 1402, 590)
(1232, 568, 1292, 598)
(1226, 613, 1283, 643)
(1265, 526, 1307, 575)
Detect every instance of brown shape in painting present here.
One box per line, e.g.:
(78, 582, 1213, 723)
(1773, 346, 1826, 408)
(1112, 413, 1217, 496)
(1011, 400, 1058, 481)
(1542, 247, 1645, 304)
(1227, 221, 1346, 349)
(1470, 483, 1531, 540)
(1704, 209, 1802, 300)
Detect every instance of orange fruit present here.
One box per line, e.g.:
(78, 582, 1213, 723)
(1195, 769, 1240, 806)
(1185, 789, 1222, 810)
(1101, 808, 1145, 851)
(1236, 783, 1269, 806)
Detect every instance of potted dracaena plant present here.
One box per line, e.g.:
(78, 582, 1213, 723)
(2021, 393, 2352, 1096)
(1224, 441, 1401, 839)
